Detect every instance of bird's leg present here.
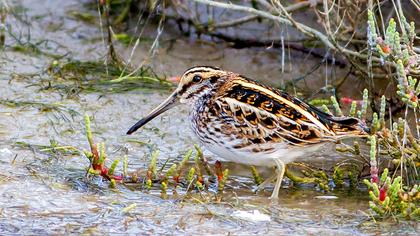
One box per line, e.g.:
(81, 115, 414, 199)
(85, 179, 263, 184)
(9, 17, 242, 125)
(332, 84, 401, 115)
(253, 173, 276, 193)
(270, 159, 286, 199)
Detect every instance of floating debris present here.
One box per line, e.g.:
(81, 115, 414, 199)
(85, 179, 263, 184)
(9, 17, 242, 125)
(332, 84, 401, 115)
(232, 210, 271, 222)
(314, 196, 339, 200)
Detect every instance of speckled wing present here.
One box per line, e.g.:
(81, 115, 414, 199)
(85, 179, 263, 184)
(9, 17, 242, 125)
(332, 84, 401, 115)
(210, 77, 360, 147)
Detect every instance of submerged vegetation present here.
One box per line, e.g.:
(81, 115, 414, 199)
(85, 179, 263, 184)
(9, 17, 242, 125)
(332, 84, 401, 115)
(83, 114, 231, 201)
(44, 59, 172, 94)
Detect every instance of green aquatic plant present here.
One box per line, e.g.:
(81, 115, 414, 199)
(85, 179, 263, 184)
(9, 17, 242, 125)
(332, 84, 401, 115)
(330, 96, 343, 117)
(146, 150, 159, 190)
(14, 140, 81, 156)
(359, 88, 369, 121)
(194, 144, 213, 176)
(367, 9, 419, 109)
(332, 167, 344, 188)
(361, 98, 419, 220)
(250, 166, 263, 186)
(44, 59, 172, 94)
(364, 169, 420, 220)
(218, 169, 229, 193)
(360, 13, 419, 220)
(139, 147, 231, 200)
(353, 119, 417, 220)
(330, 90, 419, 220)
(75, 138, 231, 200)
(368, 135, 378, 184)
(321, 104, 332, 115)
(0, 99, 79, 117)
(0, 3, 7, 48)
(67, 10, 96, 24)
(173, 149, 193, 188)
(83, 114, 123, 184)
(186, 167, 196, 190)
(161, 163, 176, 197)
(396, 60, 419, 109)
(194, 151, 205, 187)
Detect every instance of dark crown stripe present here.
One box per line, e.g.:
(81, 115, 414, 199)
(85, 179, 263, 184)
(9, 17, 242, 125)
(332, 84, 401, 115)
(183, 66, 222, 77)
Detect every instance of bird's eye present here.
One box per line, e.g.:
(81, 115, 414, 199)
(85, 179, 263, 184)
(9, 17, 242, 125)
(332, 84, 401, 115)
(192, 75, 202, 83)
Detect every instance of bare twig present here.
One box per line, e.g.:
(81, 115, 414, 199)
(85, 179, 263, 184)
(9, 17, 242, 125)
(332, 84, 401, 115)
(192, 0, 386, 65)
(214, 15, 258, 28)
(408, 0, 420, 11)
(214, 0, 321, 28)
(198, 0, 420, 79)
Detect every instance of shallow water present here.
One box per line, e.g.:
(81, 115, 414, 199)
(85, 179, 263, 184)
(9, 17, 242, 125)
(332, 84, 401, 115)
(0, 0, 418, 235)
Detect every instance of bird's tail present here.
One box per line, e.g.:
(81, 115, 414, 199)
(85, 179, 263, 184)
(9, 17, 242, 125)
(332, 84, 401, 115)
(296, 97, 370, 138)
(328, 116, 370, 138)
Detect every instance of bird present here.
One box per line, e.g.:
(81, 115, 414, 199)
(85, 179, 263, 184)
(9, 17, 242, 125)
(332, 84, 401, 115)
(127, 66, 369, 199)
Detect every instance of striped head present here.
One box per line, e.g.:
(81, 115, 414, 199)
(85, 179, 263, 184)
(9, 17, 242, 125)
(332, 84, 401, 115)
(177, 66, 228, 103)
(127, 66, 228, 134)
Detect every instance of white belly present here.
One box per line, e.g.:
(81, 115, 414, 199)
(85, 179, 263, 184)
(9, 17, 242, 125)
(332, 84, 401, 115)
(203, 142, 329, 167)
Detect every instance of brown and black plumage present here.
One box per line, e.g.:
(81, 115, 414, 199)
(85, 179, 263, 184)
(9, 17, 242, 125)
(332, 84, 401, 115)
(127, 66, 368, 198)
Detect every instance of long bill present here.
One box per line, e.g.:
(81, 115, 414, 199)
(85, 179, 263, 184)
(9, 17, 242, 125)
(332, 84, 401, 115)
(126, 91, 179, 135)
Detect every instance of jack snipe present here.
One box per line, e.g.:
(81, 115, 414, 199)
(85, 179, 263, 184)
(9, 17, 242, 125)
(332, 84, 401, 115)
(127, 66, 368, 198)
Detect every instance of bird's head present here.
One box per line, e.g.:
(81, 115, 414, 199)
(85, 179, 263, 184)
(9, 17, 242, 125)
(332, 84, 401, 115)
(127, 66, 228, 134)
(177, 66, 228, 103)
